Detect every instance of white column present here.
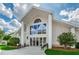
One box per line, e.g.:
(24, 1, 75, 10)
(48, 13, 53, 49)
(39, 38, 40, 46)
(70, 27, 75, 48)
(20, 21, 24, 46)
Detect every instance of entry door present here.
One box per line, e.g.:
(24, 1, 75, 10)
(30, 38, 32, 46)
(30, 37, 46, 46)
(36, 38, 39, 46)
(30, 37, 40, 46)
(40, 38, 42, 46)
(33, 38, 35, 46)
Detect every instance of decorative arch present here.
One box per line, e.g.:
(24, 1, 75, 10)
(34, 19, 41, 23)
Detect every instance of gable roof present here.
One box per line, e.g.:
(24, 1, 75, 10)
(21, 6, 79, 29)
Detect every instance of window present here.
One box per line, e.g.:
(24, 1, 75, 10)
(43, 37, 46, 43)
(27, 36, 28, 39)
(33, 37, 35, 46)
(30, 18, 46, 35)
(30, 38, 32, 46)
(34, 19, 41, 23)
(40, 37, 42, 46)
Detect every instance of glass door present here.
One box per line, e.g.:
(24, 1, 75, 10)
(30, 38, 32, 46)
(33, 37, 35, 46)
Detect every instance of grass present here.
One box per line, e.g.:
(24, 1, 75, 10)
(45, 49, 79, 55)
(0, 45, 17, 50)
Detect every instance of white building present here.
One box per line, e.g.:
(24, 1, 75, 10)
(16, 5, 79, 49)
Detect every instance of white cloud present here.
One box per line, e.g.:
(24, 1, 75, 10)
(0, 4, 13, 19)
(0, 26, 3, 30)
(22, 4, 28, 10)
(59, 10, 68, 16)
(0, 18, 8, 26)
(0, 18, 21, 34)
(0, 4, 6, 9)
(11, 19, 22, 27)
(13, 3, 20, 8)
(0, 4, 22, 34)
(13, 3, 32, 21)
(13, 3, 28, 11)
(33, 4, 40, 7)
(4, 21, 20, 31)
(60, 8, 79, 22)
(0, 19, 12, 29)
(5, 29, 16, 34)
(0, 19, 15, 33)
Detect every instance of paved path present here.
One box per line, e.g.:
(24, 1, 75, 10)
(0, 47, 45, 55)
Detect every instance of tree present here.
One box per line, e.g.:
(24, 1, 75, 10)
(0, 29, 4, 40)
(58, 32, 76, 49)
(7, 37, 20, 46)
(3, 32, 15, 40)
(3, 35, 12, 40)
(0, 29, 4, 34)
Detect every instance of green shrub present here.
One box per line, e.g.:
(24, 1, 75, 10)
(0, 34, 4, 39)
(75, 42, 79, 49)
(58, 32, 76, 49)
(3, 35, 12, 40)
(8, 37, 20, 46)
(0, 29, 5, 39)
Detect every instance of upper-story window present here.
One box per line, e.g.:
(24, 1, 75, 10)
(30, 19, 46, 35)
(34, 19, 41, 23)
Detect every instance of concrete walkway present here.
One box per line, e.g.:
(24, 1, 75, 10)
(0, 47, 45, 55)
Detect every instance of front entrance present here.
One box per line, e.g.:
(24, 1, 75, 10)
(29, 18, 47, 47)
(30, 37, 46, 46)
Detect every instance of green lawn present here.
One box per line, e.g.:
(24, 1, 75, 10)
(0, 45, 17, 50)
(45, 49, 79, 55)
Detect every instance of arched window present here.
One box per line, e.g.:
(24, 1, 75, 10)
(30, 18, 46, 35)
(34, 19, 41, 23)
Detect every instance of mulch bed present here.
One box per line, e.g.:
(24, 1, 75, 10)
(49, 47, 79, 51)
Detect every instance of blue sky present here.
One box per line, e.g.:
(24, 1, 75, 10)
(40, 3, 79, 20)
(0, 3, 20, 33)
(0, 3, 79, 33)
(1, 3, 79, 21)
(0, 3, 15, 22)
(2, 3, 79, 22)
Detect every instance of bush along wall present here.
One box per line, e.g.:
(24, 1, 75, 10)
(7, 37, 20, 46)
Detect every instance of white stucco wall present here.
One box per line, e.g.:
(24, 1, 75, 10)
(21, 8, 50, 45)
(20, 7, 79, 47)
(23, 8, 49, 25)
(22, 7, 49, 36)
(52, 20, 70, 47)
